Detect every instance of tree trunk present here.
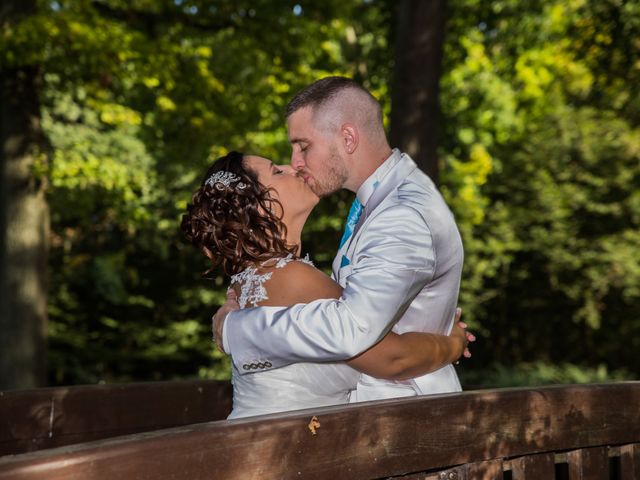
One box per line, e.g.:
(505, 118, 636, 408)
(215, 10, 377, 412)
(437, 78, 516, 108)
(389, 0, 447, 183)
(0, 0, 49, 390)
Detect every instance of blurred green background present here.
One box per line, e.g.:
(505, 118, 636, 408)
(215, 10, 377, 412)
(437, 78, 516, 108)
(1, 0, 638, 390)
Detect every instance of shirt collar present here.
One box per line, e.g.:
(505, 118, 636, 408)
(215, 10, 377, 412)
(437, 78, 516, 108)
(356, 148, 402, 206)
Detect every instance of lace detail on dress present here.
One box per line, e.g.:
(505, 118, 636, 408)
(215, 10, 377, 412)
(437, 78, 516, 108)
(274, 253, 313, 269)
(230, 254, 314, 309)
(229, 269, 273, 309)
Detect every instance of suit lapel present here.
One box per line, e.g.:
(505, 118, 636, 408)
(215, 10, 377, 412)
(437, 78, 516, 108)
(333, 153, 418, 282)
(351, 153, 417, 240)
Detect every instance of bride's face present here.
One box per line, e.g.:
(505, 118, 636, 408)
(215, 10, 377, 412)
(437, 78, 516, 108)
(244, 155, 320, 219)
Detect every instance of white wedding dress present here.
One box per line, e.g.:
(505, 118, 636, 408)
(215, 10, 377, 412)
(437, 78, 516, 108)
(226, 255, 359, 419)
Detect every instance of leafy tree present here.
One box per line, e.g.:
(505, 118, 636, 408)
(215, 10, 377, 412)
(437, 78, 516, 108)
(2, 0, 637, 388)
(2, 0, 396, 385)
(440, 0, 640, 377)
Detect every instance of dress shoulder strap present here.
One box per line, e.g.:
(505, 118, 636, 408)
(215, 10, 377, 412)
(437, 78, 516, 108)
(229, 254, 314, 308)
(273, 253, 313, 269)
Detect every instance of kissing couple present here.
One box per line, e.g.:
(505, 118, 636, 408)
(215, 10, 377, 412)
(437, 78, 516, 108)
(182, 76, 474, 419)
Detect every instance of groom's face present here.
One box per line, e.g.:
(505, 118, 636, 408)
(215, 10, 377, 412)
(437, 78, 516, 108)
(288, 107, 348, 198)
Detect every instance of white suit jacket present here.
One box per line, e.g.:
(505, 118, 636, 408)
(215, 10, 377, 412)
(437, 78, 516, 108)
(223, 149, 463, 400)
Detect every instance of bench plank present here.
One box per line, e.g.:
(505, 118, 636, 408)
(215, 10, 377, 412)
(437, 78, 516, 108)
(0, 380, 232, 455)
(0, 383, 638, 480)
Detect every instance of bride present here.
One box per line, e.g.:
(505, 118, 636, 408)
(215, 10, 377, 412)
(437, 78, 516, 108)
(182, 151, 470, 419)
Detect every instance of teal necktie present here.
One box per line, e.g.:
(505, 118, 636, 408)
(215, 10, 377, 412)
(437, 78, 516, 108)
(339, 198, 363, 249)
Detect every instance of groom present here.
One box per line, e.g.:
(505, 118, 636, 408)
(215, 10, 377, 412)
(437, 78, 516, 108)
(214, 76, 465, 401)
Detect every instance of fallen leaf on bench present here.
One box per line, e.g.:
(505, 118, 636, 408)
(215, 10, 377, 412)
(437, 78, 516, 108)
(308, 416, 321, 435)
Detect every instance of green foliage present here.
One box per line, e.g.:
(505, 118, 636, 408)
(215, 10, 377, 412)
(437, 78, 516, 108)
(4, 0, 638, 386)
(5, 0, 395, 384)
(440, 0, 640, 376)
(459, 362, 635, 389)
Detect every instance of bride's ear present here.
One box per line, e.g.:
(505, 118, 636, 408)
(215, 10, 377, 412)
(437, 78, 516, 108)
(341, 123, 358, 154)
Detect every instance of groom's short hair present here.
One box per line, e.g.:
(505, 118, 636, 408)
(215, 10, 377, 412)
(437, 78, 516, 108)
(285, 77, 369, 117)
(285, 76, 384, 139)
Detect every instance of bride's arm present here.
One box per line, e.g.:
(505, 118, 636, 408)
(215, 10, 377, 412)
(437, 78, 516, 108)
(347, 314, 467, 380)
(260, 261, 469, 380)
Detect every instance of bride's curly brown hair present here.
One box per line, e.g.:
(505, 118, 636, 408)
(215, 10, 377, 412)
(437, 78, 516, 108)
(181, 151, 298, 277)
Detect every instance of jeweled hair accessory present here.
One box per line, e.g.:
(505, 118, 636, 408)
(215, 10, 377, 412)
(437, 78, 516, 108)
(205, 171, 247, 190)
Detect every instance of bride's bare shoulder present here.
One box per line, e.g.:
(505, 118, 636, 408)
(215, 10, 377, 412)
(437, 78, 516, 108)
(259, 259, 341, 306)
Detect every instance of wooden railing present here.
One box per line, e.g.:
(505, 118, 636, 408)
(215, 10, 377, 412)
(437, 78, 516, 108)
(0, 379, 232, 456)
(0, 382, 638, 479)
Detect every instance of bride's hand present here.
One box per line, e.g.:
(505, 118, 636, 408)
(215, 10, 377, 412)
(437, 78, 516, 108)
(450, 308, 475, 362)
(212, 287, 240, 353)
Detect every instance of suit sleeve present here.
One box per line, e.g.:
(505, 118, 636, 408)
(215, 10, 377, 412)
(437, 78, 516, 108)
(224, 205, 436, 374)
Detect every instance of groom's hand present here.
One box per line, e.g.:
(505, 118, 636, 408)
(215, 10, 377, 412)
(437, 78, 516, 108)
(212, 288, 240, 353)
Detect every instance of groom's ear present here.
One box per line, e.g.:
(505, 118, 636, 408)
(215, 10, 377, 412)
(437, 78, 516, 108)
(341, 123, 359, 154)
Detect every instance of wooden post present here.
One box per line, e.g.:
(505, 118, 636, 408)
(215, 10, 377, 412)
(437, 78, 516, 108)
(620, 443, 639, 480)
(567, 447, 608, 480)
(511, 453, 555, 479)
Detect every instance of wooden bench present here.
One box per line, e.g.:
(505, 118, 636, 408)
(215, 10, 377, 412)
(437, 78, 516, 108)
(0, 382, 638, 479)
